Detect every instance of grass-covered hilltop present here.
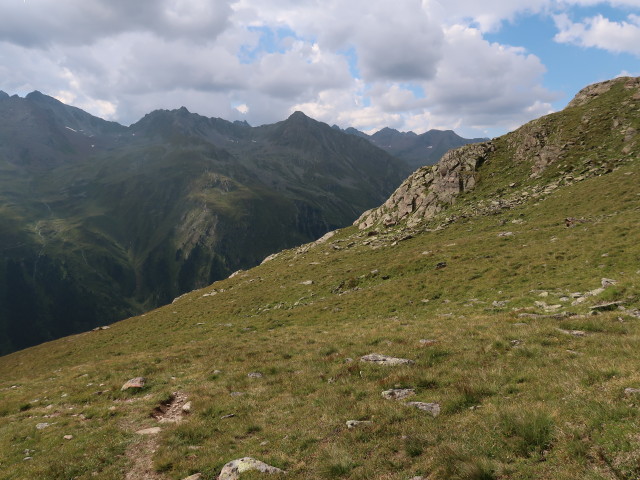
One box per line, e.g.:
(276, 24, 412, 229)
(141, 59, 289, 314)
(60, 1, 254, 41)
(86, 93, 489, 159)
(1, 76, 639, 480)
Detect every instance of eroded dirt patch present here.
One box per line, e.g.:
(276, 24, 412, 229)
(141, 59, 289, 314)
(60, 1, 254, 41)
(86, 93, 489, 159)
(152, 391, 190, 424)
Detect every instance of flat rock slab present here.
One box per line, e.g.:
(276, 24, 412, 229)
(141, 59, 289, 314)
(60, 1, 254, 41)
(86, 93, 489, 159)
(121, 377, 146, 391)
(136, 427, 161, 435)
(382, 388, 416, 401)
(346, 420, 373, 429)
(218, 457, 285, 480)
(182, 474, 202, 480)
(406, 402, 440, 417)
(360, 353, 414, 366)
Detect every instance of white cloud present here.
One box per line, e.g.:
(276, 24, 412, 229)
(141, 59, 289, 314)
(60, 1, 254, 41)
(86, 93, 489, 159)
(4, 0, 633, 137)
(554, 13, 640, 55)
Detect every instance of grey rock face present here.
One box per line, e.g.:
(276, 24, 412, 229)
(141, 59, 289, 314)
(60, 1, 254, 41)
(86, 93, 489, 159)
(355, 142, 494, 229)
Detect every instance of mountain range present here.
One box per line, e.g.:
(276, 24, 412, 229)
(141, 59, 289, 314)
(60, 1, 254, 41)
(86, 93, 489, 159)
(1, 76, 639, 480)
(0, 92, 422, 354)
(336, 125, 487, 168)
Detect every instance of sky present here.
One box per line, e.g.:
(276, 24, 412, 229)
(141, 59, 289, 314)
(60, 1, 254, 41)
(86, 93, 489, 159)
(1, 1, 639, 138)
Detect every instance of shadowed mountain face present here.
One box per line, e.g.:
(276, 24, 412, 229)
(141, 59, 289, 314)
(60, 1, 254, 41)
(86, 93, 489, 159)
(338, 124, 487, 168)
(0, 93, 411, 354)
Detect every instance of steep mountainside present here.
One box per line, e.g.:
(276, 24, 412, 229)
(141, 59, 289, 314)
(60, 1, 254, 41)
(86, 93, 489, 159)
(340, 125, 486, 168)
(0, 95, 410, 354)
(0, 77, 639, 480)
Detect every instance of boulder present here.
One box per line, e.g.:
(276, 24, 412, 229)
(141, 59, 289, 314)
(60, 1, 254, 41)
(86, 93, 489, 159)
(121, 377, 146, 391)
(218, 457, 285, 480)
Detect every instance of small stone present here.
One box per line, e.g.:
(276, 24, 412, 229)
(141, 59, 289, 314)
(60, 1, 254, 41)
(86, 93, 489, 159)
(360, 353, 414, 366)
(382, 388, 416, 401)
(498, 231, 514, 237)
(601, 278, 618, 288)
(63, 435, 73, 440)
(182, 402, 192, 414)
(221, 414, 236, 419)
(492, 300, 508, 307)
(435, 262, 447, 270)
(182, 474, 202, 480)
(418, 339, 437, 346)
(135, 427, 161, 435)
(217, 457, 285, 480)
(121, 377, 146, 391)
(23, 457, 32, 461)
(36, 423, 50, 430)
(558, 328, 586, 337)
(346, 420, 372, 429)
(538, 291, 549, 297)
(406, 402, 440, 417)
(248, 372, 263, 378)
(624, 388, 640, 396)
(300, 280, 314, 285)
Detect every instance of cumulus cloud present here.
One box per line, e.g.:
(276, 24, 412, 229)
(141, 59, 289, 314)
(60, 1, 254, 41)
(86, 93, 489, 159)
(2, 0, 632, 136)
(554, 13, 640, 55)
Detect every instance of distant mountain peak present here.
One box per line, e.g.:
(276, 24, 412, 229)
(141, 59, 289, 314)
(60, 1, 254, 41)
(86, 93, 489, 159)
(0, 90, 8, 99)
(289, 110, 309, 119)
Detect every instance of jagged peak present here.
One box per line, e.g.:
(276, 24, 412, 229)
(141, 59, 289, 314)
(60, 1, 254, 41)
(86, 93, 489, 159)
(0, 90, 9, 99)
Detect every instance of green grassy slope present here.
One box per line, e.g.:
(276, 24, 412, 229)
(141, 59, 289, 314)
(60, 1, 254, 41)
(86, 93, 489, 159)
(0, 78, 639, 480)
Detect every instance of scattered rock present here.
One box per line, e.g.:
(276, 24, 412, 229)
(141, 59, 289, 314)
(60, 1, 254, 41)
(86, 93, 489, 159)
(218, 457, 285, 480)
(300, 280, 314, 285)
(221, 414, 236, 419)
(153, 391, 190, 424)
(121, 377, 146, 391)
(418, 339, 437, 346)
(63, 435, 73, 440)
(592, 301, 625, 312)
(346, 420, 373, 429)
(406, 402, 440, 417)
(248, 372, 263, 378)
(498, 231, 514, 237)
(92, 326, 110, 331)
(492, 300, 508, 307)
(624, 388, 640, 396)
(557, 328, 586, 337)
(601, 278, 618, 288)
(435, 262, 447, 270)
(182, 474, 202, 480)
(382, 388, 416, 401)
(36, 423, 50, 430)
(360, 353, 414, 366)
(136, 427, 161, 435)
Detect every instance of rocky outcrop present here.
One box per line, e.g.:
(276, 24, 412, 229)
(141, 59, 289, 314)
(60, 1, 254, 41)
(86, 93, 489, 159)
(355, 142, 494, 229)
(567, 76, 640, 108)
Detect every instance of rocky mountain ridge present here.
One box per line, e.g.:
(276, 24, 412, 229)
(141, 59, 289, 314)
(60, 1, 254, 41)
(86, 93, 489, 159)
(336, 124, 486, 168)
(355, 76, 640, 232)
